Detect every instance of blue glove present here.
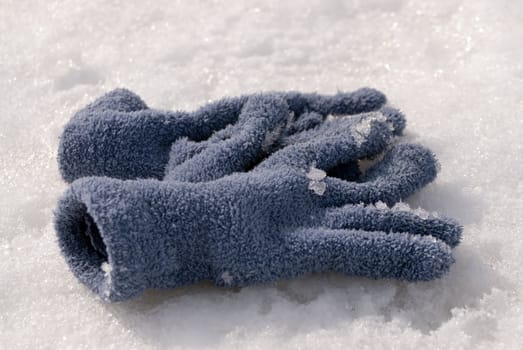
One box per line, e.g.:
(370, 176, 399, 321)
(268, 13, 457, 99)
(165, 95, 405, 183)
(58, 87, 389, 182)
(54, 97, 461, 301)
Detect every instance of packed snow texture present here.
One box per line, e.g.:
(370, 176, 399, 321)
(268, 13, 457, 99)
(1, 0, 523, 349)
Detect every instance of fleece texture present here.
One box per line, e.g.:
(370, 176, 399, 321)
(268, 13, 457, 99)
(164, 95, 405, 183)
(55, 130, 461, 302)
(58, 87, 390, 182)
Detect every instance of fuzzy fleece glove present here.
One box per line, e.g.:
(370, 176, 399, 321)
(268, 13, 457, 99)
(164, 94, 405, 183)
(58, 87, 391, 182)
(55, 96, 461, 302)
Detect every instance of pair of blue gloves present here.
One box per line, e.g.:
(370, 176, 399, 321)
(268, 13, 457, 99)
(54, 88, 461, 302)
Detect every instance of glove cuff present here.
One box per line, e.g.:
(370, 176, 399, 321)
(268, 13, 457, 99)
(55, 177, 217, 301)
(54, 181, 149, 301)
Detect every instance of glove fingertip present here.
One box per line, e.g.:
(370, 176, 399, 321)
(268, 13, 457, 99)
(408, 238, 455, 281)
(85, 88, 149, 113)
(429, 217, 463, 248)
(380, 106, 406, 135)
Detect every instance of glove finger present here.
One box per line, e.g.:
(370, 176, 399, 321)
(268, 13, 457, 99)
(284, 107, 403, 180)
(166, 137, 209, 171)
(282, 227, 454, 281)
(283, 87, 389, 136)
(170, 89, 390, 175)
(168, 119, 249, 173)
(319, 143, 438, 206)
(283, 106, 405, 146)
(256, 115, 394, 172)
(187, 87, 385, 138)
(173, 104, 403, 177)
(165, 94, 290, 182)
(322, 204, 462, 247)
(283, 87, 386, 117)
(59, 92, 248, 182)
(60, 88, 386, 183)
(83, 88, 149, 113)
(283, 111, 324, 136)
(380, 106, 406, 136)
(306, 87, 387, 116)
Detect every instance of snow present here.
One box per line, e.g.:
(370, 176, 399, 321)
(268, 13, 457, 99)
(375, 201, 388, 210)
(307, 163, 327, 195)
(101, 262, 113, 298)
(308, 180, 327, 196)
(1, 0, 523, 349)
(306, 164, 327, 182)
(101, 262, 112, 275)
(221, 271, 234, 285)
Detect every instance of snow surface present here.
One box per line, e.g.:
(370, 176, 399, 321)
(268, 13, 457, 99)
(1, 0, 523, 349)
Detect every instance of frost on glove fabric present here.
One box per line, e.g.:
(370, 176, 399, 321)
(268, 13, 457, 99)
(57, 87, 390, 182)
(164, 95, 405, 183)
(55, 100, 462, 301)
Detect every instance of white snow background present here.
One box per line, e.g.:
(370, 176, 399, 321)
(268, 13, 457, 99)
(1, 0, 523, 349)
